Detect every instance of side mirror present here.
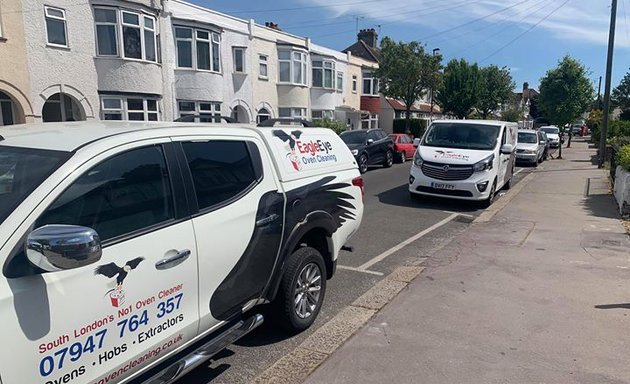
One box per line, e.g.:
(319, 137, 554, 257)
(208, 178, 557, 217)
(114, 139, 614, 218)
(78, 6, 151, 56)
(500, 144, 514, 155)
(539, 140, 546, 145)
(27, 225, 102, 272)
(366, 139, 374, 145)
(413, 138, 421, 147)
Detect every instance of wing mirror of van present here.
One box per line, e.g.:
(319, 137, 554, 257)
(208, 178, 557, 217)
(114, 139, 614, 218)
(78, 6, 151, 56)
(413, 138, 421, 147)
(26, 225, 102, 272)
(366, 139, 374, 145)
(500, 144, 514, 154)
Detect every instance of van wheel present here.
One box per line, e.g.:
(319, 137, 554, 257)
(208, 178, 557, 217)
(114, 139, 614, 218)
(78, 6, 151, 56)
(482, 180, 497, 208)
(503, 177, 512, 190)
(358, 154, 368, 174)
(384, 151, 393, 168)
(275, 247, 326, 332)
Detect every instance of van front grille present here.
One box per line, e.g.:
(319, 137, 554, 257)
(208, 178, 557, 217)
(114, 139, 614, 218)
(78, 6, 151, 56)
(420, 161, 474, 181)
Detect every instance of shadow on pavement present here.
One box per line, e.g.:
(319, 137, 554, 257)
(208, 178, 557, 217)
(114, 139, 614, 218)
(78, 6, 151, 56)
(177, 350, 234, 383)
(377, 184, 480, 213)
(594, 303, 630, 310)
(581, 194, 620, 220)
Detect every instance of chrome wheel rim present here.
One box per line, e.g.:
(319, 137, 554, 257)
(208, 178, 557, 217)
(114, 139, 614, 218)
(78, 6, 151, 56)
(400, 152, 405, 162)
(359, 156, 368, 172)
(294, 263, 322, 319)
(386, 152, 393, 166)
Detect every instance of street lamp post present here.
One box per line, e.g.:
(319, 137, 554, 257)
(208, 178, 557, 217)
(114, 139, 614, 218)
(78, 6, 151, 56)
(429, 48, 440, 123)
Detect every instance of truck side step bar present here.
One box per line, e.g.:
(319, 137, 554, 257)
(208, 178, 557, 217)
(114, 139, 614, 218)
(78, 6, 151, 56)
(144, 314, 264, 384)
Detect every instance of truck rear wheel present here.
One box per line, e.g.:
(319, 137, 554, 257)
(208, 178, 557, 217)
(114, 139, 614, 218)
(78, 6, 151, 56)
(275, 247, 327, 332)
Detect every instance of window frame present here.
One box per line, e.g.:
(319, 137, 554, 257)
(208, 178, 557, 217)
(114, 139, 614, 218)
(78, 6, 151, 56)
(352, 75, 357, 93)
(312, 110, 334, 120)
(278, 49, 307, 86)
(174, 26, 221, 72)
(100, 96, 160, 121)
(312, 59, 335, 89)
(362, 72, 379, 96)
(256, 107, 271, 124)
(336, 71, 343, 92)
(93, 7, 157, 62)
(44, 6, 68, 48)
(258, 54, 268, 79)
(233, 47, 246, 74)
(177, 100, 221, 123)
(278, 107, 307, 119)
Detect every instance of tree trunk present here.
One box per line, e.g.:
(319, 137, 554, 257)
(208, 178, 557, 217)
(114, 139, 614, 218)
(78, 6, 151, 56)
(557, 128, 564, 159)
(405, 107, 411, 133)
(567, 130, 572, 148)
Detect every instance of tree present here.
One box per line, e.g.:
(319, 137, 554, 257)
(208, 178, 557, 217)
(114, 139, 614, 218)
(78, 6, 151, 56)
(477, 65, 514, 119)
(436, 59, 480, 119)
(612, 69, 630, 113)
(501, 108, 522, 123)
(376, 37, 442, 131)
(313, 118, 347, 135)
(538, 56, 594, 158)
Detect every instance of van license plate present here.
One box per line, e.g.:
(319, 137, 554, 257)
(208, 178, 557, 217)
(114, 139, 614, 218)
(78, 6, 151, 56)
(431, 182, 455, 190)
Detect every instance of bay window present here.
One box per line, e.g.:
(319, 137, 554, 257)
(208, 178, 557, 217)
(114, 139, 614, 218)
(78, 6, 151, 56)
(175, 26, 220, 72)
(278, 49, 307, 85)
(278, 107, 307, 119)
(93, 7, 156, 62)
(312, 110, 334, 120)
(101, 96, 159, 121)
(177, 100, 221, 122)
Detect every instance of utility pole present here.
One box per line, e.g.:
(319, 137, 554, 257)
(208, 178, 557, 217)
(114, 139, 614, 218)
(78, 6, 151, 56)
(599, 0, 617, 168)
(429, 48, 440, 123)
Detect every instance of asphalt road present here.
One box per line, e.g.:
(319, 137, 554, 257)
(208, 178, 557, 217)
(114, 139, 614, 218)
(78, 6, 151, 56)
(179, 161, 537, 384)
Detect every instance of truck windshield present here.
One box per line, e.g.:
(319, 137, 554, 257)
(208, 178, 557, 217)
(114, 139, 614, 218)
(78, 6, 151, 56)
(0, 146, 70, 226)
(422, 123, 500, 150)
(340, 131, 367, 145)
(518, 132, 538, 144)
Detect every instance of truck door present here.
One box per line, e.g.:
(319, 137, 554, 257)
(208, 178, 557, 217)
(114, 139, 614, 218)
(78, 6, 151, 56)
(170, 135, 284, 333)
(0, 140, 199, 384)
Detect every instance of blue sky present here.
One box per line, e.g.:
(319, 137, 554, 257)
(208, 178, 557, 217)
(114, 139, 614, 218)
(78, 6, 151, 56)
(194, 0, 630, 93)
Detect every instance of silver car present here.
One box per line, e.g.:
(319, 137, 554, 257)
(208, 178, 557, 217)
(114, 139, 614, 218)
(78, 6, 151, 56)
(516, 130, 545, 166)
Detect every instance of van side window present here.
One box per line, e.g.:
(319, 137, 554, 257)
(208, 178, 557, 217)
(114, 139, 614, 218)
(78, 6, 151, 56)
(181, 141, 257, 211)
(36, 145, 175, 241)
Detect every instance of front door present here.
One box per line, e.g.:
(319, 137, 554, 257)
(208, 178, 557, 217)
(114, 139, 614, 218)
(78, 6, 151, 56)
(497, 126, 511, 187)
(0, 141, 199, 384)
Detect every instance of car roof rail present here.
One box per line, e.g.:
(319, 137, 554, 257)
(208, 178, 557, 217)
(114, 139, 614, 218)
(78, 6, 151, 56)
(174, 115, 236, 123)
(257, 118, 316, 128)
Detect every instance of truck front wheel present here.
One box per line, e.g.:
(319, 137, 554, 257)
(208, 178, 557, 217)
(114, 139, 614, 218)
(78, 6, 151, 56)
(275, 247, 327, 332)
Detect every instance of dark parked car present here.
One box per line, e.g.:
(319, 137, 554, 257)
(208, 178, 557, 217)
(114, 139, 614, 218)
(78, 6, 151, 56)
(340, 129, 394, 173)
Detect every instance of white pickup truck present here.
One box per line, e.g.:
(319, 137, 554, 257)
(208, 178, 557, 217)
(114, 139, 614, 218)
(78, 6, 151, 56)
(0, 121, 364, 384)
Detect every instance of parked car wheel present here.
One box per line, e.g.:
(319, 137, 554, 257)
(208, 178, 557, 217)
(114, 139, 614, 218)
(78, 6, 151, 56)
(358, 154, 368, 174)
(275, 246, 326, 332)
(397, 151, 406, 163)
(383, 150, 394, 168)
(482, 180, 497, 208)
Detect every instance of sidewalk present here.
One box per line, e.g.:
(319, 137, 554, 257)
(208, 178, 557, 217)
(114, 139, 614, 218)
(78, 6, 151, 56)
(304, 140, 630, 384)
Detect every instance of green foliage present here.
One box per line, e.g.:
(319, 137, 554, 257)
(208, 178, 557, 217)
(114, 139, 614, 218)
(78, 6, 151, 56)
(618, 145, 630, 171)
(537, 56, 594, 131)
(587, 109, 603, 142)
(436, 59, 480, 119)
(477, 65, 514, 119)
(612, 68, 630, 111)
(376, 37, 442, 129)
(392, 119, 427, 138)
(610, 120, 630, 138)
(313, 118, 347, 134)
(501, 108, 522, 123)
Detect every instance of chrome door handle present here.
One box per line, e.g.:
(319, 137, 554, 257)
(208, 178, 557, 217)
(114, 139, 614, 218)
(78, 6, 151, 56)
(155, 249, 191, 270)
(256, 213, 280, 227)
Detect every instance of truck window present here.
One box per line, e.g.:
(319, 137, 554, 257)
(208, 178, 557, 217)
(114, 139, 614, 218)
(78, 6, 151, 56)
(181, 141, 257, 211)
(36, 145, 175, 241)
(0, 146, 70, 226)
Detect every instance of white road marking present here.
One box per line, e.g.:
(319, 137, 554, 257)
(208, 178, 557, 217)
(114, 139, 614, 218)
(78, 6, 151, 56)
(514, 168, 525, 176)
(337, 265, 384, 276)
(442, 211, 474, 219)
(357, 213, 459, 271)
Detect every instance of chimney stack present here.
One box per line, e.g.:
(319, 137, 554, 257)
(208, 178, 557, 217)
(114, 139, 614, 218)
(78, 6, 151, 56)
(358, 28, 378, 48)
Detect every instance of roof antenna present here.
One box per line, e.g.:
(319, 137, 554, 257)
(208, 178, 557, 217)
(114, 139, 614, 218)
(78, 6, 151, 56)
(354, 15, 364, 34)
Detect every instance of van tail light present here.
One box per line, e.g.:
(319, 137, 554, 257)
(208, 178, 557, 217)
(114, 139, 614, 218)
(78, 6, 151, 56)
(352, 176, 365, 200)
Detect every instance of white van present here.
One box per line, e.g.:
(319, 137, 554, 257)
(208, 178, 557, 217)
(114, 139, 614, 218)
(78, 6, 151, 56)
(409, 120, 517, 207)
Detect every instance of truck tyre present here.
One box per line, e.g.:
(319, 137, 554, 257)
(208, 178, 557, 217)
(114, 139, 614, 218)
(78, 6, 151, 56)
(275, 247, 327, 332)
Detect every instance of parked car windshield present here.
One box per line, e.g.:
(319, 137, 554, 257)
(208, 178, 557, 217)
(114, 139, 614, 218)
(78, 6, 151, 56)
(0, 146, 70, 226)
(422, 123, 500, 150)
(518, 132, 538, 144)
(540, 127, 559, 134)
(340, 131, 367, 145)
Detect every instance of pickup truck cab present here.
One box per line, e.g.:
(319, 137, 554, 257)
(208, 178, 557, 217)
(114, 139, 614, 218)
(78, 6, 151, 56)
(0, 121, 363, 384)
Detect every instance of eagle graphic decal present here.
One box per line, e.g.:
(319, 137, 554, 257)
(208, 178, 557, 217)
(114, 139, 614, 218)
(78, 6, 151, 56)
(209, 176, 357, 320)
(272, 129, 303, 171)
(95, 257, 144, 308)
